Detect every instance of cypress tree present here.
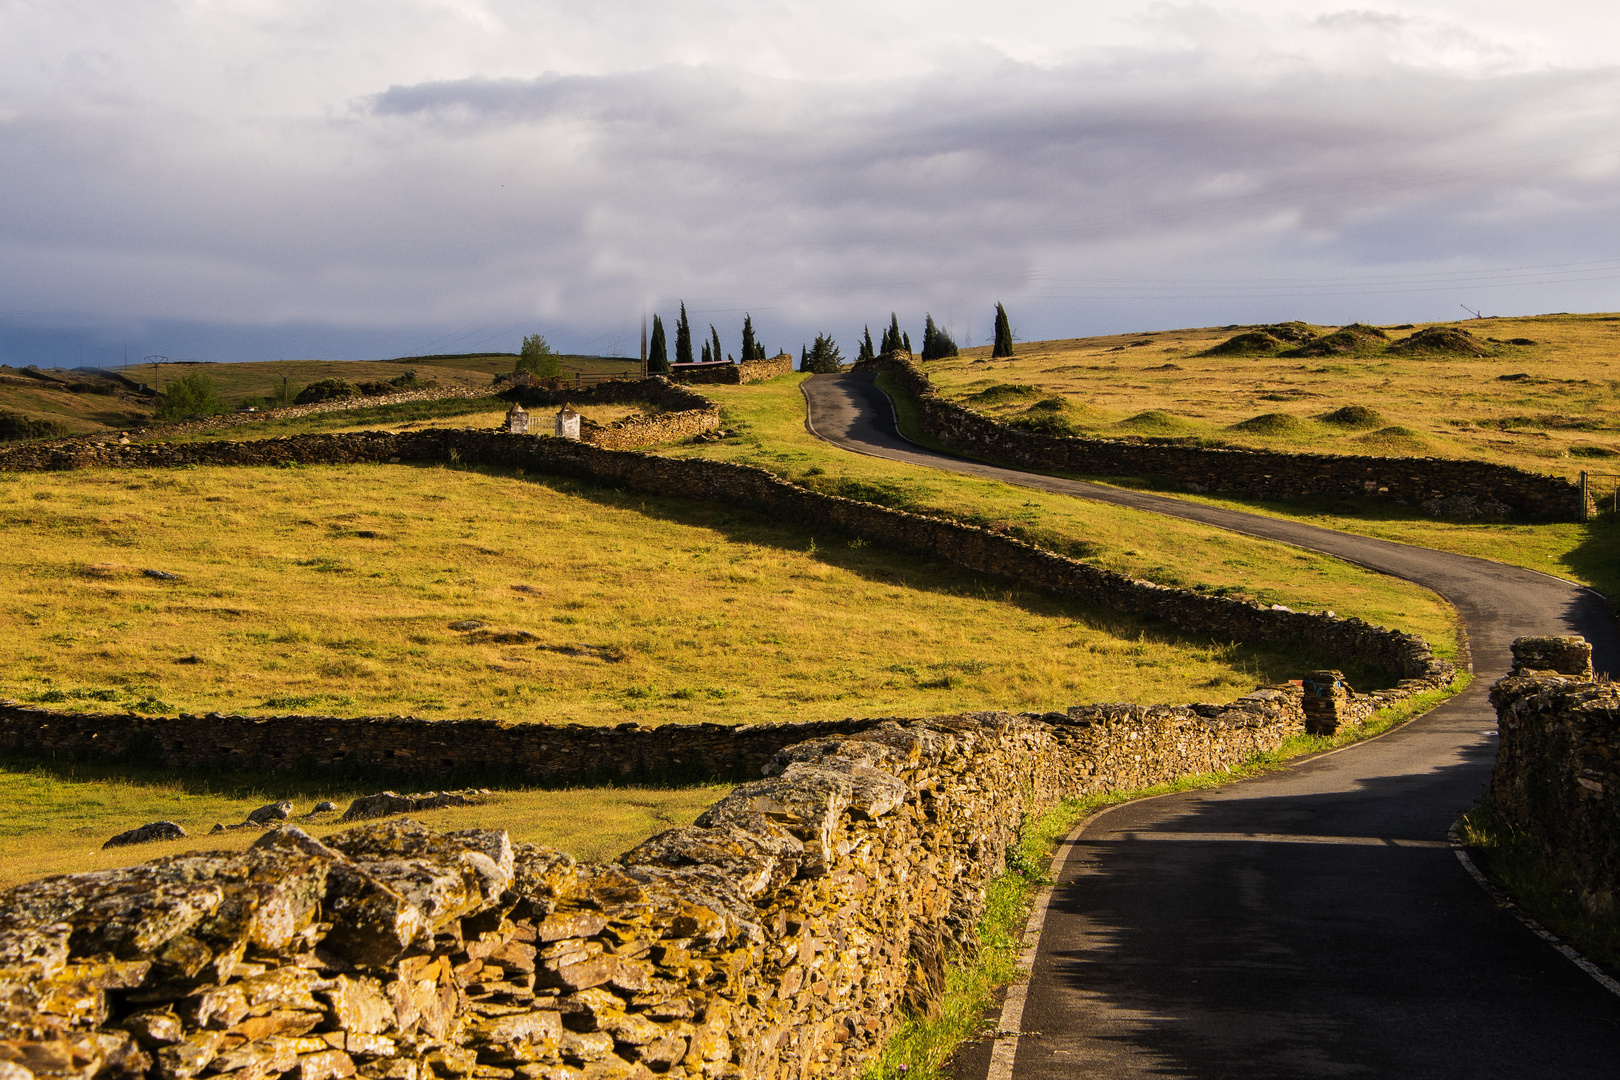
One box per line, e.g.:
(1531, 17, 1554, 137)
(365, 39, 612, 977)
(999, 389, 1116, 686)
(858, 325, 875, 362)
(675, 302, 694, 365)
(801, 333, 843, 374)
(882, 313, 903, 355)
(741, 315, 756, 364)
(648, 315, 669, 373)
(902, 331, 911, 354)
(710, 325, 723, 366)
(920, 314, 958, 360)
(701, 340, 711, 364)
(993, 302, 1014, 358)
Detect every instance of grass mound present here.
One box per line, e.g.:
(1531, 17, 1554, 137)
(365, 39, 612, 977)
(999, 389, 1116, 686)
(1229, 412, 1310, 436)
(1006, 397, 1090, 437)
(1354, 425, 1430, 453)
(1387, 326, 1489, 357)
(1319, 405, 1386, 429)
(1117, 410, 1189, 435)
(965, 383, 1042, 407)
(1283, 323, 1389, 358)
(1200, 331, 1286, 357)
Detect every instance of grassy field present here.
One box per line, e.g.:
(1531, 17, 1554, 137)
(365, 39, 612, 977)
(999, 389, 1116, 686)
(150, 396, 659, 445)
(920, 312, 1620, 481)
(671, 373, 1459, 657)
(0, 461, 1349, 725)
(0, 760, 728, 889)
(0, 353, 644, 435)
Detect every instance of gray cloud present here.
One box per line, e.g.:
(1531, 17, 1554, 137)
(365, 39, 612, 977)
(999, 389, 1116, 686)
(3, 7, 1619, 363)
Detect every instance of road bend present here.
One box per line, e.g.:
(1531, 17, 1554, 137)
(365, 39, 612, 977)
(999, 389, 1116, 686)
(802, 371, 1620, 1078)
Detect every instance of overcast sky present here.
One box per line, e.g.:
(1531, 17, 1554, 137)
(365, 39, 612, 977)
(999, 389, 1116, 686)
(3, 0, 1618, 365)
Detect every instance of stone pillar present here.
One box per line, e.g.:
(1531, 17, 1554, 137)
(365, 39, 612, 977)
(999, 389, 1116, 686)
(505, 403, 529, 434)
(555, 404, 581, 440)
(1510, 635, 1593, 678)
(1302, 670, 1349, 736)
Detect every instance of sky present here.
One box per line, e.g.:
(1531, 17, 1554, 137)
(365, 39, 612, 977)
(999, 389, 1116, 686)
(2, 0, 1618, 366)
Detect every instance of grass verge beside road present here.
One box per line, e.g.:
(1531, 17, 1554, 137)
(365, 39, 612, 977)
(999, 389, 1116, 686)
(1456, 800, 1620, 973)
(864, 675, 1468, 1080)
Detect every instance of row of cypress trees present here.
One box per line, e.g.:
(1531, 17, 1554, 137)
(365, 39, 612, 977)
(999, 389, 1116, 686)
(645, 305, 771, 373)
(643, 302, 1015, 374)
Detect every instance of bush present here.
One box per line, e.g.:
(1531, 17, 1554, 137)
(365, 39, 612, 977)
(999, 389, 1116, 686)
(0, 410, 68, 441)
(153, 372, 222, 420)
(293, 378, 360, 405)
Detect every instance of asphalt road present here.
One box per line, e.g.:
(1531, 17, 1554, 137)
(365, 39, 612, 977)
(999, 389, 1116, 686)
(801, 371, 1620, 1078)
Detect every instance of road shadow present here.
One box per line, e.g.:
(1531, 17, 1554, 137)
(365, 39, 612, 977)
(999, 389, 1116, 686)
(1026, 757, 1620, 1080)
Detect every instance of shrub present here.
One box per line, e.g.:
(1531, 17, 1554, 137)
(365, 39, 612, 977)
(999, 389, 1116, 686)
(154, 372, 223, 420)
(0, 410, 68, 441)
(293, 378, 360, 405)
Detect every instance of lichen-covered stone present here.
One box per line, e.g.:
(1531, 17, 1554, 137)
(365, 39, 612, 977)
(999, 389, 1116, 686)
(103, 824, 186, 851)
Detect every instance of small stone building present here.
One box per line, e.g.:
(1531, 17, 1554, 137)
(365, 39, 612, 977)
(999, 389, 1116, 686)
(555, 403, 581, 440)
(505, 403, 529, 434)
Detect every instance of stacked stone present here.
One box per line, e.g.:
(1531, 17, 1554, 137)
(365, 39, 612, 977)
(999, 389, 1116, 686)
(1489, 636, 1617, 914)
(0, 715, 1091, 1080)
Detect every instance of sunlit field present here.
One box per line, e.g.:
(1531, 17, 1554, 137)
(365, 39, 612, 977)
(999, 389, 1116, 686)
(0, 462, 1346, 724)
(921, 311, 1620, 479)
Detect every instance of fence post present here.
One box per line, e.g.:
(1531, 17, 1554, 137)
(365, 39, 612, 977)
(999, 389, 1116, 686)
(1580, 470, 1590, 522)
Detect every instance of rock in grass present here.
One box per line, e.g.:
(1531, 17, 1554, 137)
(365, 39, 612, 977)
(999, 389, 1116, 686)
(339, 790, 481, 823)
(103, 821, 186, 849)
(141, 569, 180, 580)
(312, 801, 338, 814)
(247, 801, 294, 825)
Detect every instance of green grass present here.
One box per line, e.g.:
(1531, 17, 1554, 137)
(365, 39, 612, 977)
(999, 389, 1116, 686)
(0, 462, 1333, 725)
(0, 758, 728, 889)
(864, 674, 1467, 1080)
(676, 373, 1461, 659)
(1455, 800, 1620, 973)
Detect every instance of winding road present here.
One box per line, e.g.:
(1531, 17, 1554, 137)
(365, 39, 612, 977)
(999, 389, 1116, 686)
(802, 372, 1620, 1078)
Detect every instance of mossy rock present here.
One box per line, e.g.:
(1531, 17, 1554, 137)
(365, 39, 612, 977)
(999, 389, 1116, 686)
(1229, 412, 1310, 436)
(1117, 410, 1189, 434)
(1386, 326, 1489, 357)
(1318, 405, 1386, 429)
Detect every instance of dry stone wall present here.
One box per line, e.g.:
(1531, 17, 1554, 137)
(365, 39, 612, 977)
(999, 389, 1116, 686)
(667, 356, 793, 386)
(1489, 636, 1619, 910)
(501, 379, 720, 449)
(0, 695, 1369, 1080)
(857, 355, 1583, 521)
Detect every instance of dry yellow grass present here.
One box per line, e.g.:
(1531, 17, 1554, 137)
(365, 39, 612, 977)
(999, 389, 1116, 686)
(922, 311, 1620, 480)
(0, 763, 728, 889)
(0, 462, 1325, 725)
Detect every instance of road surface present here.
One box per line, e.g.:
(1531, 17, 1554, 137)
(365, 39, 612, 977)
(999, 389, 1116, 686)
(802, 371, 1620, 1078)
